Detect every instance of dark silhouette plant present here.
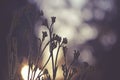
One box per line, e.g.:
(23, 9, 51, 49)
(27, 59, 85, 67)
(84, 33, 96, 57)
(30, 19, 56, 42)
(7, 9, 95, 80)
(26, 11, 80, 80)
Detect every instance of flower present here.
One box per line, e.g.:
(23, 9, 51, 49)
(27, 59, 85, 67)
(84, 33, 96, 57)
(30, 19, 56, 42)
(50, 41, 57, 51)
(62, 38, 68, 44)
(53, 34, 61, 43)
(51, 17, 56, 23)
(73, 50, 80, 61)
(56, 35, 61, 42)
(42, 31, 48, 41)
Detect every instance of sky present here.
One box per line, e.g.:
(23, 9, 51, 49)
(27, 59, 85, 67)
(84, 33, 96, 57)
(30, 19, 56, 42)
(0, 0, 120, 80)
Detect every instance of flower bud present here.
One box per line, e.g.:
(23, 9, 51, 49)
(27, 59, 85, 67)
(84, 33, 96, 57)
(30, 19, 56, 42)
(62, 38, 68, 44)
(51, 17, 56, 23)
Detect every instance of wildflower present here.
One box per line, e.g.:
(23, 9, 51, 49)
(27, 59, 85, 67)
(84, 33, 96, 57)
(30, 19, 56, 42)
(56, 35, 61, 43)
(51, 17, 56, 24)
(62, 38, 68, 44)
(73, 50, 80, 61)
(53, 34, 61, 43)
(42, 31, 48, 41)
(50, 41, 57, 51)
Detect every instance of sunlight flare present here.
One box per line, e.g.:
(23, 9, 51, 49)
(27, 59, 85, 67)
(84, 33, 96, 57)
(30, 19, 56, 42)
(21, 64, 42, 80)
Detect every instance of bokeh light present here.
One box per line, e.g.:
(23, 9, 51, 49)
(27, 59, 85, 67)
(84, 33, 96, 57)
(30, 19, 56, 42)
(21, 64, 42, 80)
(32, 0, 116, 68)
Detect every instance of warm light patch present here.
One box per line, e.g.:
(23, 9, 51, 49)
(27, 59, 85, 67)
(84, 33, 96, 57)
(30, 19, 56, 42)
(21, 65, 42, 80)
(21, 65, 30, 80)
(42, 46, 63, 79)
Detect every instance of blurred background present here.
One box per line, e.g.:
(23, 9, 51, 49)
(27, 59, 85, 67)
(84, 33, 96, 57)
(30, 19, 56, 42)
(0, 0, 120, 80)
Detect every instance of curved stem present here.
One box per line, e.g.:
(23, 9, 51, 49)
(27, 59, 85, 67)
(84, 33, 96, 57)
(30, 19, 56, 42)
(36, 54, 51, 80)
(55, 44, 61, 68)
(68, 60, 74, 72)
(67, 60, 75, 79)
(36, 40, 50, 65)
(49, 23, 56, 80)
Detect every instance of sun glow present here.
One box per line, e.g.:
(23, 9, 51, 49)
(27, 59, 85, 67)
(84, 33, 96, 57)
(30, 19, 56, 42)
(21, 65, 42, 80)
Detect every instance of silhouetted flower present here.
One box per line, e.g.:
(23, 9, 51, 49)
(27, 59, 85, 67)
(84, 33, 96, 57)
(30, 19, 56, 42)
(53, 34, 61, 43)
(62, 38, 68, 44)
(73, 50, 80, 61)
(50, 41, 57, 51)
(51, 17, 56, 23)
(56, 35, 61, 42)
(42, 31, 48, 41)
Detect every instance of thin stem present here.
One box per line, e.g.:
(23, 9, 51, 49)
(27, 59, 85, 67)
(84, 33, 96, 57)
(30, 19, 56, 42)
(36, 40, 50, 65)
(68, 59, 74, 73)
(64, 54, 67, 80)
(32, 70, 37, 80)
(32, 39, 43, 80)
(30, 69, 34, 80)
(67, 60, 75, 79)
(55, 44, 61, 68)
(35, 54, 51, 80)
(32, 40, 51, 80)
(28, 65, 30, 80)
(49, 23, 56, 80)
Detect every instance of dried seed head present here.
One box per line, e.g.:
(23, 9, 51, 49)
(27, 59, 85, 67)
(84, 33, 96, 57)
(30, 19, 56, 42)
(62, 38, 68, 44)
(50, 41, 57, 51)
(51, 17, 56, 23)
